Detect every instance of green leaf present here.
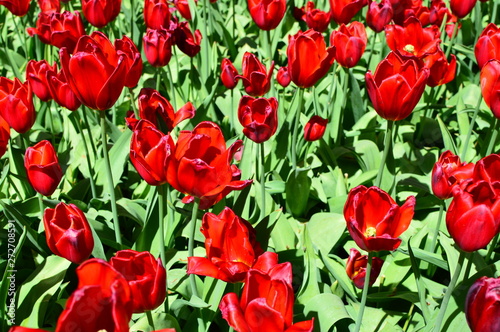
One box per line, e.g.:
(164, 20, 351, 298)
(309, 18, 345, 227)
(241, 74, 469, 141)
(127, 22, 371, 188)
(130, 313, 181, 332)
(285, 169, 311, 218)
(308, 213, 346, 255)
(437, 116, 458, 155)
(304, 293, 351, 331)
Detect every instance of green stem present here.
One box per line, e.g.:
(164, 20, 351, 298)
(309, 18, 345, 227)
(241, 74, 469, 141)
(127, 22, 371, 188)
(99, 111, 122, 246)
(460, 96, 482, 161)
(81, 108, 98, 159)
(328, 62, 338, 108)
(146, 310, 156, 330)
(188, 198, 200, 298)
(259, 142, 266, 220)
(130, 0, 135, 43)
(485, 233, 499, 264)
(265, 29, 275, 97)
(445, 19, 459, 59)
(166, 65, 178, 110)
(354, 252, 373, 332)
(485, 118, 499, 156)
(75, 111, 97, 199)
(375, 120, 394, 188)
(291, 88, 305, 172)
(158, 185, 169, 313)
(38, 193, 44, 221)
(429, 202, 445, 254)
(366, 31, 378, 71)
(128, 88, 139, 118)
(156, 67, 162, 93)
(201, 0, 210, 81)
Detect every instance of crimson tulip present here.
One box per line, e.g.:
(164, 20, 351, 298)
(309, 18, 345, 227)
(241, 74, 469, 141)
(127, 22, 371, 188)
(37, 0, 60, 13)
(366, 0, 393, 33)
(365, 51, 429, 121)
(9, 328, 48, 332)
(0, 0, 30, 16)
(304, 115, 328, 142)
(174, 0, 193, 20)
(423, 50, 457, 87)
(329, 0, 368, 25)
(43, 202, 94, 264)
(187, 207, 264, 283)
(0, 115, 9, 158)
(330, 21, 367, 68)
(296, 2, 331, 32)
(220, 58, 239, 89)
(26, 60, 57, 102)
(110, 250, 166, 313)
(247, 0, 286, 31)
(428, 0, 452, 27)
(287, 29, 336, 88)
(450, 0, 477, 18)
(81, 0, 122, 28)
(480, 59, 500, 119)
(174, 21, 202, 57)
(236, 52, 274, 97)
(59, 31, 129, 111)
(238, 95, 278, 143)
(115, 35, 143, 88)
(143, 28, 174, 67)
(0, 77, 35, 134)
(144, 0, 171, 29)
(431, 150, 474, 200)
(476, 23, 500, 69)
(344, 185, 415, 252)
(346, 248, 384, 289)
(390, 0, 421, 25)
(24, 140, 63, 196)
(46, 69, 82, 111)
(474, 153, 500, 184)
(276, 66, 291, 87)
(167, 121, 252, 209)
(465, 276, 500, 332)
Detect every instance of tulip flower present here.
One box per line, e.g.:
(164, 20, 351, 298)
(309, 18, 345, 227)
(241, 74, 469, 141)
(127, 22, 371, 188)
(304, 115, 328, 142)
(480, 59, 500, 119)
(365, 51, 429, 121)
(24, 140, 63, 196)
(59, 31, 129, 111)
(428, 0, 452, 27)
(43, 203, 94, 264)
(329, 0, 368, 25)
(144, 0, 171, 30)
(390, 0, 421, 25)
(366, 0, 393, 33)
(446, 181, 500, 252)
(473, 153, 500, 184)
(26, 60, 57, 102)
(0, 115, 10, 159)
(0, 0, 30, 16)
(238, 96, 278, 143)
(476, 23, 500, 69)
(143, 27, 174, 67)
(287, 29, 336, 88)
(431, 150, 474, 200)
(9, 328, 48, 332)
(295, 2, 331, 32)
(167, 121, 252, 209)
(187, 207, 264, 283)
(115, 35, 143, 88)
(0, 77, 35, 134)
(236, 52, 274, 97)
(37, 0, 60, 13)
(465, 276, 500, 332)
(276, 66, 291, 87)
(220, 58, 239, 89)
(346, 248, 384, 289)
(173, 0, 194, 20)
(81, 0, 122, 28)
(344, 185, 416, 252)
(174, 21, 202, 57)
(110, 250, 166, 313)
(450, 0, 477, 18)
(330, 21, 367, 68)
(247, 0, 286, 31)
(56, 259, 133, 332)
(46, 69, 82, 111)
(423, 50, 457, 87)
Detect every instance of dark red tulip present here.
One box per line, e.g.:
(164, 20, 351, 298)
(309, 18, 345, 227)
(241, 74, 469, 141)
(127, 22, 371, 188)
(115, 35, 143, 88)
(480, 59, 500, 119)
(365, 51, 429, 121)
(59, 31, 128, 111)
(276, 66, 291, 87)
(0, 0, 30, 16)
(0, 115, 10, 159)
(366, 0, 393, 33)
(56, 259, 133, 332)
(450, 0, 477, 18)
(344, 185, 415, 252)
(43, 202, 94, 264)
(287, 29, 336, 88)
(390, 0, 421, 25)
(423, 50, 457, 87)
(174, 21, 202, 57)
(428, 0, 452, 27)
(329, 0, 368, 25)
(431, 150, 474, 200)
(346, 248, 384, 289)
(476, 23, 500, 69)
(247, 0, 286, 30)
(81, 0, 122, 28)
(26, 60, 57, 102)
(37, 0, 61, 13)
(143, 27, 174, 67)
(46, 68, 82, 111)
(167, 121, 252, 209)
(0, 77, 35, 134)
(474, 153, 500, 184)
(304, 115, 328, 142)
(144, 0, 171, 29)
(187, 207, 264, 283)
(24, 140, 63, 196)
(330, 21, 367, 68)
(465, 276, 500, 332)
(295, 1, 331, 32)
(110, 250, 166, 313)
(236, 52, 274, 97)
(238, 95, 278, 143)
(221, 58, 238, 89)
(129, 119, 174, 186)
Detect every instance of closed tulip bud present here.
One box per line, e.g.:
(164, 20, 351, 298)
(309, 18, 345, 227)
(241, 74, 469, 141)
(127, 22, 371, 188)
(304, 115, 328, 142)
(431, 150, 474, 200)
(144, 0, 171, 30)
(43, 203, 94, 264)
(480, 59, 500, 119)
(81, 0, 122, 28)
(220, 58, 238, 89)
(237, 52, 274, 97)
(26, 60, 57, 102)
(0, 115, 10, 159)
(366, 0, 393, 33)
(0, 0, 30, 16)
(46, 69, 82, 111)
(247, 0, 286, 31)
(37, 0, 60, 13)
(115, 35, 143, 88)
(276, 66, 291, 87)
(476, 23, 500, 69)
(174, 21, 202, 57)
(238, 96, 278, 143)
(346, 248, 384, 289)
(465, 276, 500, 332)
(450, 0, 477, 18)
(0, 77, 35, 134)
(143, 28, 174, 67)
(330, 21, 367, 68)
(329, 0, 368, 25)
(24, 140, 63, 196)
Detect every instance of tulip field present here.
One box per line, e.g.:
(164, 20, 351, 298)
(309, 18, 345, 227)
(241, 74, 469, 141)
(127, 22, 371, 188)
(2, 0, 500, 331)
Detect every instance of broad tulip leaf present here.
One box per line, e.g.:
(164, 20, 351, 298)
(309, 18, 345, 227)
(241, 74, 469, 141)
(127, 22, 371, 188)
(285, 168, 311, 218)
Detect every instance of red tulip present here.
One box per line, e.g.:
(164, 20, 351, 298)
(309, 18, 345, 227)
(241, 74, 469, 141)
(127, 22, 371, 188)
(187, 207, 264, 283)
(304, 115, 328, 142)
(237, 52, 274, 97)
(450, 0, 477, 18)
(365, 51, 429, 121)
(167, 121, 252, 209)
(476, 23, 500, 69)
(431, 150, 474, 200)
(366, 0, 393, 33)
(465, 276, 500, 332)
(330, 21, 367, 68)
(56, 259, 133, 332)
(423, 50, 457, 87)
(346, 248, 384, 289)
(428, 0, 452, 27)
(59, 31, 129, 111)
(276, 66, 291, 87)
(329, 0, 368, 25)
(46, 68, 82, 111)
(390, 0, 421, 25)
(143, 27, 174, 67)
(9, 328, 48, 332)
(221, 58, 239, 89)
(0, 77, 35, 134)
(473, 153, 500, 184)
(295, 1, 331, 32)
(81, 0, 122, 28)
(24, 140, 63, 196)
(110, 250, 166, 313)
(480, 59, 500, 119)
(37, 0, 60, 13)
(0, 0, 30, 16)
(238, 95, 278, 143)
(287, 29, 336, 88)
(247, 0, 286, 31)
(0, 115, 9, 159)
(43, 202, 94, 264)
(174, 0, 194, 20)
(129, 119, 174, 186)
(344, 185, 415, 252)
(26, 60, 57, 102)
(174, 21, 202, 57)
(115, 35, 143, 88)
(144, 0, 171, 29)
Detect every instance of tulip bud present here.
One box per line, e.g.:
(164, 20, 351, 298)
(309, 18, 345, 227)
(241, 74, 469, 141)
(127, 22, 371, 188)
(81, 0, 122, 28)
(475, 23, 500, 69)
(481, 59, 500, 119)
(303, 1, 331, 32)
(0, 0, 30, 16)
(329, 0, 368, 25)
(346, 248, 384, 289)
(0, 77, 35, 134)
(366, 0, 393, 33)
(238, 96, 278, 143)
(24, 140, 63, 196)
(143, 28, 174, 67)
(247, 0, 286, 31)
(46, 69, 82, 111)
(330, 21, 367, 68)
(450, 0, 477, 18)
(144, 0, 171, 30)
(465, 276, 500, 332)
(220, 58, 239, 89)
(26, 60, 57, 102)
(236, 52, 274, 97)
(304, 115, 328, 142)
(276, 67, 291, 87)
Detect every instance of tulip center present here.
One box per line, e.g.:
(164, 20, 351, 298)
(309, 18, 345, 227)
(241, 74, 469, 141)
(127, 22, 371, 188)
(365, 227, 377, 237)
(403, 44, 415, 54)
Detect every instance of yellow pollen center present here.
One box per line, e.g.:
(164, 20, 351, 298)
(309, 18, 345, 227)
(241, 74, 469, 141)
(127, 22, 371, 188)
(404, 44, 415, 54)
(365, 227, 377, 237)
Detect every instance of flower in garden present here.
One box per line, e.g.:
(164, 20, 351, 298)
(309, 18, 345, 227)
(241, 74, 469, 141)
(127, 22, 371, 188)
(329, 0, 368, 25)
(37, 0, 61, 13)
(330, 21, 367, 68)
(43, 202, 94, 264)
(276, 66, 291, 87)
(0, 77, 35, 134)
(221, 58, 239, 89)
(24, 140, 63, 196)
(26, 60, 57, 102)
(346, 248, 384, 289)
(174, 21, 202, 57)
(143, 27, 175, 67)
(304, 115, 328, 142)
(238, 95, 278, 143)
(115, 35, 143, 88)
(480, 59, 500, 119)
(173, 0, 194, 20)
(144, 0, 171, 30)
(390, 0, 421, 25)
(110, 250, 166, 313)
(431, 150, 474, 200)
(247, 0, 287, 31)
(295, 2, 331, 32)
(366, 0, 393, 33)
(59, 31, 129, 111)
(344, 185, 416, 252)
(167, 121, 253, 209)
(237, 52, 274, 97)
(81, 0, 122, 28)
(365, 51, 429, 121)
(187, 207, 264, 283)
(473, 153, 500, 184)
(0, 0, 30, 16)
(422, 49, 457, 87)
(475, 23, 500, 69)
(46, 68, 82, 111)
(287, 29, 336, 88)
(465, 276, 500, 332)
(449, 0, 477, 18)
(8, 328, 48, 332)
(0, 115, 10, 159)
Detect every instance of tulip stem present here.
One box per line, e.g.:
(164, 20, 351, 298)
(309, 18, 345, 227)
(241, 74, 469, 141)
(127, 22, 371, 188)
(156, 67, 161, 93)
(433, 251, 466, 332)
(158, 185, 169, 313)
(81, 108, 98, 159)
(328, 62, 338, 109)
(201, 0, 210, 81)
(485, 233, 499, 264)
(291, 88, 305, 172)
(375, 120, 394, 188)
(188, 198, 200, 298)
(75, 111, 97, 199)
(354, 252, 373, 332)
(38, 194, 44, 221)
(265, 29, 275, 97)
(445, 18, 459, 59)
(99, 111, 122, 246)
(485, 118, 499, 156)
(166, 66, 178, 111)
(128, 88, 139, 118)
(429, 201, 445, 254)
(146, 310, 156, 330)
(460, 96, 482, 161)
(259, 142, 266, 220)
